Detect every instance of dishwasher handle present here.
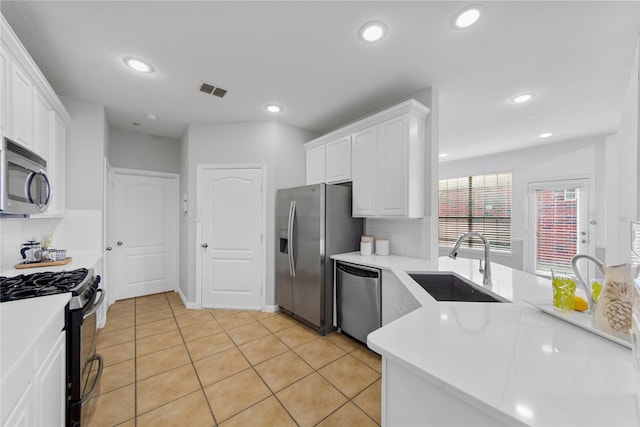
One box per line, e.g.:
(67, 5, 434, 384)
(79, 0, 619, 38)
(336, 262, 380, 278)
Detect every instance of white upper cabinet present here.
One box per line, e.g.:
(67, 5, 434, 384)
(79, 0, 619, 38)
(11, 61, 34, 149)
(0, 45, 9, 136)
(351, 127, 377, 216)
(324, 135, 351, 183)
(305, 144, 326, 185)
(47, 112, 66, 216)
(306, 99, 429, 218)
(1, 13, 69, 216)
(33, 88, 52, 160)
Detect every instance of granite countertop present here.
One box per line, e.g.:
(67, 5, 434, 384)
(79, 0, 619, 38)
(331, 252, 640, 426)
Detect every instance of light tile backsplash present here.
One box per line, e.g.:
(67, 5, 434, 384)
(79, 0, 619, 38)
(1, 210, 102, 273)
(365, 218, 432, 258)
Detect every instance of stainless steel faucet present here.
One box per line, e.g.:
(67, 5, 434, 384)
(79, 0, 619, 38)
(448, 232, 492, 285)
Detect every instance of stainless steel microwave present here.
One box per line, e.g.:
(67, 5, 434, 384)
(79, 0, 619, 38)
(0, 137, 52, 215)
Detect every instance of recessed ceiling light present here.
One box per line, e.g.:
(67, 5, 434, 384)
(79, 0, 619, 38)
(123, 56, 155, 73)
(146, 113, 158, 120)
(510, 93, 535, 104)
(265, 104, 283, 113)
(452, 5, 482, 29)
(439, 153, 448, 158)
(359, 21, 388, 43)
(539, 132, 553, 138)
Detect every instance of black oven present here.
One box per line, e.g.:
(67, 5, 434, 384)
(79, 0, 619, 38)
(67, 275, 104, 426)
(0, 268, 105, 426)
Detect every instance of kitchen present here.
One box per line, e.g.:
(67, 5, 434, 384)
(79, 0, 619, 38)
(1, 1, 640, 426)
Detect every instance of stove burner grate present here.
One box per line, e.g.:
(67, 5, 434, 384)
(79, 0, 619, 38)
(0, 268, 89, 302)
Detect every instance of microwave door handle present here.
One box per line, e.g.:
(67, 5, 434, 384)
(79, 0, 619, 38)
(26, 170, 51, 212)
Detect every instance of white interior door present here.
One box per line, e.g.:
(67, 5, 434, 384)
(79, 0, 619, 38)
(110, 169, 178, 300)
(199, 167, 264, 310)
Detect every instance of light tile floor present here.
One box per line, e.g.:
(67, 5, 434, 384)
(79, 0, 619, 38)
(83, 291, 382, 426)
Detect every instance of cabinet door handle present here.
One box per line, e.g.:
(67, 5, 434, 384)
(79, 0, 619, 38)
(201, 243, 208, 248)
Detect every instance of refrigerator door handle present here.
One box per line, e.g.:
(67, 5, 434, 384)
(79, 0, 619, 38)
(288, 200, 296, 277)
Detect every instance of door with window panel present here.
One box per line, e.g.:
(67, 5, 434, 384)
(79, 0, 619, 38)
(528, 179, 592, 279)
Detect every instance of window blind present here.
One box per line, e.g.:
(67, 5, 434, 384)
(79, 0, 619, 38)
(438, 172, 512, 252)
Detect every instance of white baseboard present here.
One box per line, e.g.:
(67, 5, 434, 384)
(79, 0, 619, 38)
(264, 304, 279, 313)
(177, 287, 199, 309)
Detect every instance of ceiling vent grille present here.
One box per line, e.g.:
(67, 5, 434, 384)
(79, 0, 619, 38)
(200, 82, 228, 98)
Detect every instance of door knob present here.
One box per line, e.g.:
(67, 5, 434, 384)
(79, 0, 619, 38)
(117, 241, 123, 246)
(201, 243, 208, 248)
(106, 247, 112, 251)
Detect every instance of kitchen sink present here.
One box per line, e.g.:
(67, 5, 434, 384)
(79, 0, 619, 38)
(408, 273, 506, 302)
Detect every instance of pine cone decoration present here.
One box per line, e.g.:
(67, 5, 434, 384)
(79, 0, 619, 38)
(602, 280, 633, 333)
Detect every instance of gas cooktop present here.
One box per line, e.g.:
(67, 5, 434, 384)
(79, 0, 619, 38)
(0, 268, 90, 302)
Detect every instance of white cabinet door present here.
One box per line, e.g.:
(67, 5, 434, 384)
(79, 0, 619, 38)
(33, 89, 52, 160)
(305, 145, 326, 184)
(2, 383, 34, 427)
(352, 126, 377, 217)
(377, 116, 408, 216)
(325, 136, 351, 183)
(0, 46, 9, 136)
(11, 62, 34, 149)
(48, 113, 66, 215)
(381, 270, 421, 325)
(34, 331, 66, 427)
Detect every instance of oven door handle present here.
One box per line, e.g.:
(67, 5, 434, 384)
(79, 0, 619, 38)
(83, 289, 105, 320)
(81, 354, 103, 406)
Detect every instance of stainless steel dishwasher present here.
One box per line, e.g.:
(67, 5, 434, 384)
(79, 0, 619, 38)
(336, 261, 381, 344)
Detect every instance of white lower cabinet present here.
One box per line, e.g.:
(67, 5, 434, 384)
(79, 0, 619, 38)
(381, 270, 420, 325)
(2, 330, 66, 427)
(1, 296, 67, 427)
(34, 331, 66, 427)
(3, 383, 35, 427)
(383, 358, 513, 426)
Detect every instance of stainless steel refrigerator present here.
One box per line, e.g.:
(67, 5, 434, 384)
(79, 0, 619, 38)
(276, 183, 363, 335)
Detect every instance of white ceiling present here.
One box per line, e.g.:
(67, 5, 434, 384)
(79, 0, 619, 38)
(2, 1, 639, 161)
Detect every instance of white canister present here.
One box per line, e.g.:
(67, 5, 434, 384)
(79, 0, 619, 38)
(360, 240, 372, 256)
(377, 238, 389, 256)
(361, 235, 375, 253)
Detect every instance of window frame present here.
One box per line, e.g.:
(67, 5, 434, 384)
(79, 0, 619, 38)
(438, 172, 513, 253)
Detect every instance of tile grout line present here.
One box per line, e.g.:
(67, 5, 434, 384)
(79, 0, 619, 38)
(170, 303, 219, 426)
(104, 296, 381, 426)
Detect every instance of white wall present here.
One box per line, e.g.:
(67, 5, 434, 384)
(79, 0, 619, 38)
(61, 97, 107, 211)
(179, 121, 316, 306)
(439, 136, 607, 271)
(109, 127, 180, 173)
(605, 42, 639, 265)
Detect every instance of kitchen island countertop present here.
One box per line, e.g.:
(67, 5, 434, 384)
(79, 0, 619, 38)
(331, 252, 639, 426)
